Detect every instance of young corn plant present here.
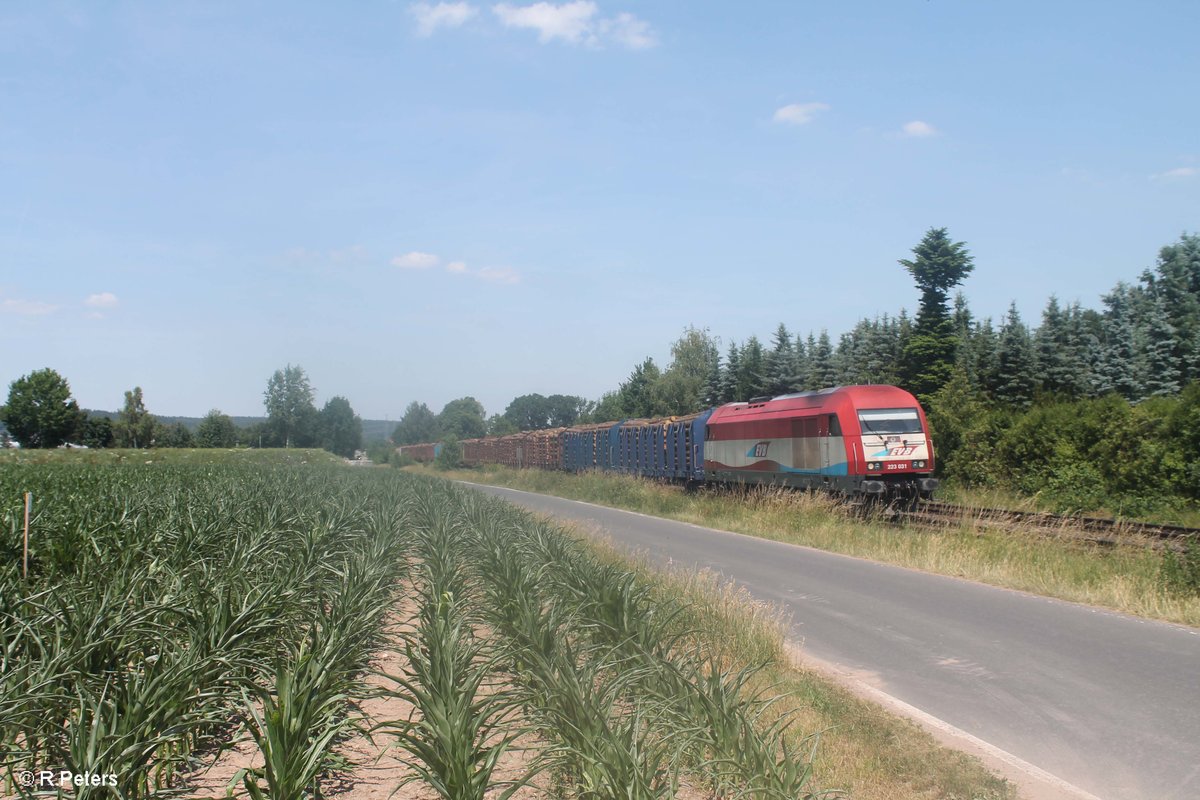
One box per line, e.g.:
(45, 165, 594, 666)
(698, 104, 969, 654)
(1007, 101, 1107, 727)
(380, 585, 526, 800)
(239, 642, 359, 800)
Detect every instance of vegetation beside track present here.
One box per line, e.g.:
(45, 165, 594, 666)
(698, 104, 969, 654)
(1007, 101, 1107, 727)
(426, 465, 1200, 627)
(0, 454, 1018, 798)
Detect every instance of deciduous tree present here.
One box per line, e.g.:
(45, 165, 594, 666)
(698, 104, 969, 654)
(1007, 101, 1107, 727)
(0, 368, 84, 448)
(114, 387, 157, 448)
(196, 409, 238, 448)
(264, 365, 318, 447)
(392, 401, 439, 444)
(319, 396, 363, 457)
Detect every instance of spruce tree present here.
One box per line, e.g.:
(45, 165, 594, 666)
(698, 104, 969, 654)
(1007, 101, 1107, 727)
(765, 323, 794, 395)
(1142, 295, 1182, 398)
(720, 343, 741, 402)
(898, 227, 976, 398)
(738, 337, 767, 399)
(995, 304, 1036, 408)
(1036, 296, 1077, 397)
(1098, 284, 1143, 400)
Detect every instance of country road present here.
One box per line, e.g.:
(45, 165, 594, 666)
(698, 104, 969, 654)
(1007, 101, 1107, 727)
(461, 482, 1200, 800)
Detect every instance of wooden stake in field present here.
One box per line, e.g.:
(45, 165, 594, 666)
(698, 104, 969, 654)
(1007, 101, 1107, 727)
(23, 492, 31, 580)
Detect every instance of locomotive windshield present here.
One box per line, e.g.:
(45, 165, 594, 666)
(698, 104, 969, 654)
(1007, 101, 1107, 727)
(857, 408, 923, 435)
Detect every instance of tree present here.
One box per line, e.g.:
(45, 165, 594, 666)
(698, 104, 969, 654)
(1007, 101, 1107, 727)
(264, 365, 318, 447)
(319, 396, 363, 457)
(487, 413, 519, 435)
(196, 409, 238, 448)
(0, 368, 85, 448)
(899, 227, 976, 398)
(657, 327, 720, 415)
(994, 303, 1037, 408)
(764, 323, 794, 396)
(114, 387, 157, 448)
(79, 415, 114, 448)
(159, 421, 194, 448)
(1097, 284, 1143, 401)
(503, 394, 552, 431)
(392, 401, 439, 444)
(616, 358, 665, 418)
(736, 337, 766, 400)
(439, 397, 488, 439)
(546, 394, 592, 428)
(1142, 295, 1182, 398)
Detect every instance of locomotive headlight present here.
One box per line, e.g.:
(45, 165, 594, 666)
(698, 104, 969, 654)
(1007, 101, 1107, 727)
(913, 460, 926, 469)
(868, 461, 881, 470)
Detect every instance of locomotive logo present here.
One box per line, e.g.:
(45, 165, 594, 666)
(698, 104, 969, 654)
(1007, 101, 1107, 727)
(747, 441, 770, 458)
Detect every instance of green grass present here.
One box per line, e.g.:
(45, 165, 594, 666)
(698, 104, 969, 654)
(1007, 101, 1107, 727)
(429, 465, 1200, 628)
(938, 480, 1200, 528)
(0, 446, 343, 467)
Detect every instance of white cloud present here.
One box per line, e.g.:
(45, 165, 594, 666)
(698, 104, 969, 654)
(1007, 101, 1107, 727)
(445, 260, 468, 273)
(84, 292, 119, 309)
(602, 12, 656, 49)
(773, 102, 830, 126)
(492, 2, 654, 49)
(493, 1, 595, 43)
(391, 251, 441, 269)
(477, 266, 520, 284)
(411, 2, 477, 36)
(901, 120, 938, 138)
(1152, 166, 1198, 181)
(1, 297, 57, 316)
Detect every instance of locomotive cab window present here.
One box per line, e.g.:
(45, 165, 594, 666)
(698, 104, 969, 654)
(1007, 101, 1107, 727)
(857, 408, 922, 435)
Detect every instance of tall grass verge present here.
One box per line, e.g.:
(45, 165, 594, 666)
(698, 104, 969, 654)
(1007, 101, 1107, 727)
(436, 466, 1200, 627)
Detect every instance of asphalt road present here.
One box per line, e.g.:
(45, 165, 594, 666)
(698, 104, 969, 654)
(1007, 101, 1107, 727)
(462, 483, 1200, 800)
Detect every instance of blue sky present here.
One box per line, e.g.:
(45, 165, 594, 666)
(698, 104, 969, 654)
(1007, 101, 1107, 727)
(2, 1, 1197, 420)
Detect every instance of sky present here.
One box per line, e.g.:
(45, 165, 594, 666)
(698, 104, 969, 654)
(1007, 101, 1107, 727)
(2, 1, 1198, 420)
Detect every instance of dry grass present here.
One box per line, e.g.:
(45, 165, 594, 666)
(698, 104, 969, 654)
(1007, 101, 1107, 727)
(576, 531, 1017, 800)
(429, 466, 1200, 628)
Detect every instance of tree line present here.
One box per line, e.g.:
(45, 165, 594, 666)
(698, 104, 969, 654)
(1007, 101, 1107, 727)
(385, 230, 1200, 514)
(0, 364, 364, 458)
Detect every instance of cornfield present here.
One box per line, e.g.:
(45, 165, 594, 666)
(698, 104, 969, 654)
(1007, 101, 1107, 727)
(1, 458, 834, 798)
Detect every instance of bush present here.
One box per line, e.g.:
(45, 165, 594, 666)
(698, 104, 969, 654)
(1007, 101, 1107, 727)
(433, 436, 461, 471)
(1161, 537, 1200, 597)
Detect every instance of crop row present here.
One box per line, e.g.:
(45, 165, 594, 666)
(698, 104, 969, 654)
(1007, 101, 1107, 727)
(2, 463, 831, 798)
(1, 464, 414, 798)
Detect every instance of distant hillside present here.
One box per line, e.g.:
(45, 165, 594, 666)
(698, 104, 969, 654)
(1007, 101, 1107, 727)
(83, 411, 395, 443)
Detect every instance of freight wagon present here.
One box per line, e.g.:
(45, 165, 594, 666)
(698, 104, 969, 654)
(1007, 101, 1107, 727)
(404, 385, 937, 498)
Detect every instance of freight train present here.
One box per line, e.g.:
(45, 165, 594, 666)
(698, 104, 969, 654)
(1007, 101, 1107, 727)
(399, 385, 938, 498)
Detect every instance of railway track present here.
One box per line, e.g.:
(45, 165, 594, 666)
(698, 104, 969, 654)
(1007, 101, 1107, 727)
(893, 499, 1200, 550)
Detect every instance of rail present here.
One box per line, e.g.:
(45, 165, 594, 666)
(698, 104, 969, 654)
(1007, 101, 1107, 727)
(891, 500, 1200, 550)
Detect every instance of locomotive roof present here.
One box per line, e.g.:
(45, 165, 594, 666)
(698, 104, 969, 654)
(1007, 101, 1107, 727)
(710, 384, 923, 421)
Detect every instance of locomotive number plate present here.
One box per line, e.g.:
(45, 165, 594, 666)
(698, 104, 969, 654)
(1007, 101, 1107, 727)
(884, 461, 910, 471)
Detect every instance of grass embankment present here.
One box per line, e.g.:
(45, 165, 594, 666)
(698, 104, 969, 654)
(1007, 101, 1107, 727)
(428, 465, 1200, 628)
(937, 481, 1200, 528)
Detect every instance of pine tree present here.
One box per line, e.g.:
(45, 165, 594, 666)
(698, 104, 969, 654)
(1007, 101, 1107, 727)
(702, 351, 724, 407)
(764, 323, 794, 395)
(1036, 296, 1077, 397)
(806, 331, 835, 389)
(720, 342, 741, 402)
(1142, 234, 1200, 383)
(995, 304, 1036, 408)
(1142, 295, 1182, 398)
(789, 334, 809, 391)
(898, 227, 976, 398)
(738, 336, 767, 400)
(1098, 284, 1143, 400)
